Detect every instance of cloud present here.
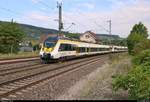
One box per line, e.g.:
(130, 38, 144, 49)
(22, 0, 150, 38)
(31, 0, 42, 4)
(19, 11, 58, 29)
(110, 0, 150, 37)
(63, 0, 150, 37)
(77, 3, 95, 9)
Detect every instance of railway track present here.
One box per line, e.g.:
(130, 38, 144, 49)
(0, 56, 39, 61)
(0, 55, 96, 77)
(0, 57, 39, 65)
(0, 55, 105, 99)
(0, 64, 48, 76)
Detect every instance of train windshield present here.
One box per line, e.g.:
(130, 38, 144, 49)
(44, 42, 56, 48)
(44, 36, 58, 48)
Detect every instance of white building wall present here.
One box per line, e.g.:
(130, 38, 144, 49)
(80, 33, 96, 43)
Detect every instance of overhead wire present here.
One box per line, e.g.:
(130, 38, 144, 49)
(0, 1, 109, 34)
(74, 10, 110, 33)
(0, 7, 23, 16)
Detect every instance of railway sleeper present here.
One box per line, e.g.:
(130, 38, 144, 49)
(2, 85, 16, 89)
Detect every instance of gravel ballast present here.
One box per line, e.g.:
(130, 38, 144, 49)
(2, 53, 130, 100)
(57, 56, 131, 100)
(7, 56, 108, 100)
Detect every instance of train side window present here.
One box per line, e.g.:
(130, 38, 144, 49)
(59, 44, 76, 51)
(59, 44, 65, 51)
(71, 44, 76, 51)
(87, 48, 90, 52)
(79, 47, 86, 53)
(59, 44, 67, 51)
(91, 48, 97, 52)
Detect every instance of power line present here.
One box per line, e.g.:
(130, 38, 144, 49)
(0, 7, 23, 16)
(74, 10, 112, 33)
(0, 6, 55, 21)
(63, 14, 92, 31)
(94, 21, 110, 33)
(37, 0, 55, 10)
(64, 23, 75, 31)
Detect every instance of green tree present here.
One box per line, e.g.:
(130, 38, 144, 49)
(65, 33, 80, 39)
(0, 21, 25, 54)
(127, 22, 148, 55)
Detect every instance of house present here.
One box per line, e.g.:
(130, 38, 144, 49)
(80, 31, 99, 44)
(20, 46, 33, 52)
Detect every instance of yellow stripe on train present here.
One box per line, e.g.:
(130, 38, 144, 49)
(44, 48, 53, 53)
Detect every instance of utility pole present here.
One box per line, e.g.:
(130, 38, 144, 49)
(107, 20, 112, 45)
(108, 20, 112, 35)
(57, 2, 63, 36)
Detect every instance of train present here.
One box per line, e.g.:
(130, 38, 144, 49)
(39, 36, 128, 63)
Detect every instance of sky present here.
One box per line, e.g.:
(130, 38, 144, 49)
(0, 0, 150, 38)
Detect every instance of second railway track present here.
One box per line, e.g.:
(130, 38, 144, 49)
(0, 55, 106, 99)
(0, 57, 39, 65)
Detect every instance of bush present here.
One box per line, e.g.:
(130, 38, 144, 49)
(113, 65, 150, 99)
(132, 50, 150, 66)
(112, 50, 150, 99)
(133, 39, 150, 55)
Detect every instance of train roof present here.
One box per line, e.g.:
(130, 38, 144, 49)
(45, 36, 127, 48)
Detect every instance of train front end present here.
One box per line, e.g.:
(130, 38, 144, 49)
(40, 37, 58, 63)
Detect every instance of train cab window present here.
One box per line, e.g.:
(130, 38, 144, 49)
(44, 42, 56, 48)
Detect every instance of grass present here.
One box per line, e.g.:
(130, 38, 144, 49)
(0, 51, 39, 60)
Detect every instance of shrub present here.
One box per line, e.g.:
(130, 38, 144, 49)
(112, 65, 150, 99)
(132, 50, 150, 66)
(133, 39, 150, 55)
(113, 50, 150, 99)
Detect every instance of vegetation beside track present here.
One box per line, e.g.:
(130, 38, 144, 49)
(74, 53, 131, 100)
(113, 22, 150, 100)
(0, 51, 39, 60)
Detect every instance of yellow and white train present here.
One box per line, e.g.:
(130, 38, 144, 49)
(40, 36, 127, 63)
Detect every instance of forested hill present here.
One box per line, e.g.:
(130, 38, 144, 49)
(0, 21, 60, 40)
(0, 21, 124, 41)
